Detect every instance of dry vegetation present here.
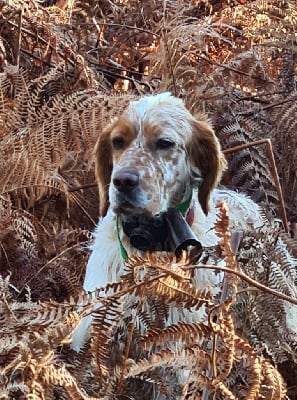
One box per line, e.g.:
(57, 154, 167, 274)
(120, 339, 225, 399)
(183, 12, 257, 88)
(0, 0, 297, 399)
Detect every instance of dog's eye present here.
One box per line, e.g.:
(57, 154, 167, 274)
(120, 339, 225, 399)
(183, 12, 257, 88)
(112, 136, 125, 150)
(155, 138, 175, 150)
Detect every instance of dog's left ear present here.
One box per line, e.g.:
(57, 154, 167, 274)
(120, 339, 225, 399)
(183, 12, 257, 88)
(187, 115, 227, 215)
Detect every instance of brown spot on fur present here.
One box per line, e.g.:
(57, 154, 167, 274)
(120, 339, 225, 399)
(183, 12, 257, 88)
(110, 117, 137, 160)
(94, 117, 137, 216)
(142, 121, 159, 146)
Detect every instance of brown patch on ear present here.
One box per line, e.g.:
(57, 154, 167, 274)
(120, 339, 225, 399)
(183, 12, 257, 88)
(94, 122, 114, 217)
(94, 117, 137, 216)
(188, 115, 227, 214)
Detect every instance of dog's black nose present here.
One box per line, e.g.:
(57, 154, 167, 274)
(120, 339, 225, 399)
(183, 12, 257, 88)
(113, 168, 140, 192)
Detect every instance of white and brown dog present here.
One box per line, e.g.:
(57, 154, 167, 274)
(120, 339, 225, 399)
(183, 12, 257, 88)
(71, 93, 262, 351)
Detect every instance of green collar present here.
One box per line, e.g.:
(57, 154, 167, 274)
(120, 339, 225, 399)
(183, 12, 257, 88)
(116, 215, 129, 262)
(174, 192, 192, 215)
(116, 192, 193, 262)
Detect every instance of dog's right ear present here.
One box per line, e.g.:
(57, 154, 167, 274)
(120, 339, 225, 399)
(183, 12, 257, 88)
(94, 122, 114, 217)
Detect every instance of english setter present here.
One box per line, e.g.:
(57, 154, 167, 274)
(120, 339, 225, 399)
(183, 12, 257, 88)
(71, 93, 262, 350)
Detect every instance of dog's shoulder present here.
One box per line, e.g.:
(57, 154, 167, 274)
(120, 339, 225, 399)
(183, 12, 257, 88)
(191, 188, 263, 247)
(212, 188, 264, 230)
(84, 208, 122, 292)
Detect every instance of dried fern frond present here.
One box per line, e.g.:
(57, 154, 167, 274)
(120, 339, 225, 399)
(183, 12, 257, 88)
(138, 321, 211, 350)
(234, 222, 297, 364)
(0, 274, 88, 399)
(125, 252, 214, 310)
(269, 97, 297, 214)
(217, 112, 279, 209)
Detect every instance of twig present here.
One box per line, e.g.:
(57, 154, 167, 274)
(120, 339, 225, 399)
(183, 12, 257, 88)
(18, 241, 90, 297)
(236, 90, 288, 102)
(186, 264, 297, 306)
(15, 10, 22, 68)
(261, 95, 297, 111)
(6, 18, 60, 57)
(220, 230, 243, 302)
(20, 48, 75, 72)
(204, 228, 242, 400)
(6, 18, 76, 67)
(223, 139, 289, 233)
(87, 58, 153, 88)
(81, 272, 170, 317)
(236, 95, 297, 115)
(197, 53, 276, 85)
(162, 33, 178, 96)
(68, 182, 97, 192)
(197, 54, 251, 78)
(68, 191, 96, 226)
(89, 20, 160, 38)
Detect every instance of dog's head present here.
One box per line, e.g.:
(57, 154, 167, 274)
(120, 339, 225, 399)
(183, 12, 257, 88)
(94, 93, 226, 218)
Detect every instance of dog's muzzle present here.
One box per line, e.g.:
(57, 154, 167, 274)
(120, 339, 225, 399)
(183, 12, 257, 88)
(121, 208, 202, 257)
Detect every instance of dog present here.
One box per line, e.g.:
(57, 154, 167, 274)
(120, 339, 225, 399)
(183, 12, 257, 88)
(71, 92, 263, 351)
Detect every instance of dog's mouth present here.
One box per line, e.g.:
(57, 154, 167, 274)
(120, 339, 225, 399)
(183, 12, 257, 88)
(112, 189, 202, 258)
(111, 191, 154, 217)
(120, 208, 202, 257)
(121, 212, 165, 251)
(113, 202, 152, 217)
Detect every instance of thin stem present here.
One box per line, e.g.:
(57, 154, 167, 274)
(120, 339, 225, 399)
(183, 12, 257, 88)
(186, 264, 297, 306)
(223, 139, 289, 233)
(236, 95, 297, 115)
(15, 10, 22, 67)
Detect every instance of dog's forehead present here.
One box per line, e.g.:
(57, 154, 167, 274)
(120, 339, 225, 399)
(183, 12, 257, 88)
(121, 93, 193, 142)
